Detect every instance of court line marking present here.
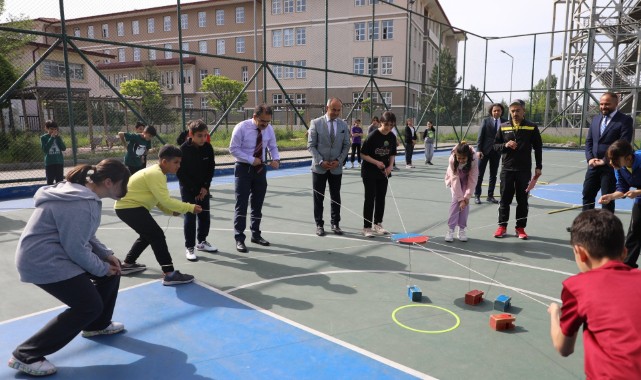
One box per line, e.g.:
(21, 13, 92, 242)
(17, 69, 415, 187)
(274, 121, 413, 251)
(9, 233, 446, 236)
(392, 304, 460, 334)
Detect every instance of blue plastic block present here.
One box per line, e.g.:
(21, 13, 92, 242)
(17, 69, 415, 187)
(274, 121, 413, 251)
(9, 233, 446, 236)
(408, 285, 422, 302)
(494, 294, 511, 311)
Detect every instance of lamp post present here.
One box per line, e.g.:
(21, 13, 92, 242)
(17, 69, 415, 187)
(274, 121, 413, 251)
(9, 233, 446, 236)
(500, 49, 514, 102)
(404, 0, 415, 121)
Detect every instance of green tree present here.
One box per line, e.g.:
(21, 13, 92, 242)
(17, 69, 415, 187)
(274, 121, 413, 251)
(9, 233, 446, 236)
(527, 75, 558, 124)
(120, 79, 175, 126)
(427, 49, 461, 126)
(461, 85, 482, 126)
(200, 75, 248, 128)
(0, 54, 20, 132)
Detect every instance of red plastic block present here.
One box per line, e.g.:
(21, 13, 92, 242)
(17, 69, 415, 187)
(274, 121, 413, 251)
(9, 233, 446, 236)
(465, 289, 484, 305)
(490, 313, 516, 331)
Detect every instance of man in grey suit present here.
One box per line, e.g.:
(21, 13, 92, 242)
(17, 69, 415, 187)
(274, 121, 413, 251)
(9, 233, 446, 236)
(308, 98, 351, 236)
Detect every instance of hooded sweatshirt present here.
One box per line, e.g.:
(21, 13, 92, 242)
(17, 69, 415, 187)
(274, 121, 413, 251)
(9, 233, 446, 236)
(15, 181, 113, 284)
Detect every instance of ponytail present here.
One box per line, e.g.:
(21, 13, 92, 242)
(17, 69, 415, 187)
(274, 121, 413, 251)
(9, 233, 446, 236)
(65, 159, 130, 193)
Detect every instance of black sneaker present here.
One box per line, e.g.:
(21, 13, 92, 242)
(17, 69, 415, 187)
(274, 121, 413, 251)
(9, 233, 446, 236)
(162, 270, 194, 286)
(121, 262, 147, 275)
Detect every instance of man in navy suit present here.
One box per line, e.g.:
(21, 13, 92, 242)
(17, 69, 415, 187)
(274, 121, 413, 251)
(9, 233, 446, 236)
(475, 103, 507, 204)
(308, 98, 351, 236)
(581, 91, 633, 214)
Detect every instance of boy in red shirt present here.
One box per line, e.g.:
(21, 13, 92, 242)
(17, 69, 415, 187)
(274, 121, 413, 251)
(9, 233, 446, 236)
(548, 209, 641, 378)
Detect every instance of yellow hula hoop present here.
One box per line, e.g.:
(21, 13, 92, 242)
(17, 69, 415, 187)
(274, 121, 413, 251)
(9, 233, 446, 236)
(392, 304, 461, 334)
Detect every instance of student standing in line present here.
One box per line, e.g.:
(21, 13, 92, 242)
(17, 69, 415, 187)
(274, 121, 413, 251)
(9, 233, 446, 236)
(177, 120, 216, 262)
(119, 122, 157, 175)
(548, 209, 641, 378)
(444, 142, 479, 242)
(115, 145, 202, 285)
(350, 119, 363, 168)
(9, 159, 129, 377)
(424, 121, 436, 165)
(404, 118, 417, 168)
(360, 111, 397, 237)
(40, 120, 67, 185)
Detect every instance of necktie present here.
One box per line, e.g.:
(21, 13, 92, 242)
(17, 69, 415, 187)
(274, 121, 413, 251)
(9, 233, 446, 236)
(253, 128, 263, 173)
(494, 119, 498, 134)
(329, 119, 335, 144)
(600, 115, 609, 136)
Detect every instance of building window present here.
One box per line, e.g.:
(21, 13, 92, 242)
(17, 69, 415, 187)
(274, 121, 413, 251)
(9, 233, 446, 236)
(73, 28, 80, 37)
(295, 93, 306, 104)
(102, 24, 109, 38)
(381, 91, 392, 106)
(283, 28, 294, 47)
(296, 0, 306, 12)
(355, 0, 365, 5)
(216, 39, 225, 55)
(353, 92, 362, 106)
(199, 40, 207, 54)
(200, 69, 208, 82)
(201, 98, 209, 109)
(147, 18, 155, 33)
(132, 20, 140, 35)
(295, 27, 306, 45)
(272, 0, 282, 14)
(214, 68, 221, 76)
(198, 11, 206, 27)
(43, 60, 84, 80)
(367, 91, 379, 102)
(181, 14, 188, 30)
(368, 21, 379, 40)
(273, 93, 283, 104)
(180, 70, 192, 85)
(283, 61, 294, 79)
(353, 57, 365, 75)
(103, 49, 111, 64)
(284, 0, 294, 13)
(118, 48, 125, 62)
(87, 25, 94, 38)
(272, 30, 282, 47)
(354, 22, 365, 41)
(164, 44, 172, 59)
(368, 57, 378, 75)
(296, 60, 306, 78)
(133, 47, 141, 62)
(242, 66, 248, 82)
(273, 64, 282, 79)
(381, 56, 392, 75)
(117, 22, 124, 36)
(182, 42, 189, 57)
(149, 49, 156, 60)
(382, 20, 393, 40)
(216, 10, 224, 25)
(164, 16, 171, 32)
(236, 37, 245, 53)
(236, 7, 245, 23)
(185, 98, 194, 108)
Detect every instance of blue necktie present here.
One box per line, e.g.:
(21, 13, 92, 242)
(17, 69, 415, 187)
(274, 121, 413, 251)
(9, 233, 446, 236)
(600, 115, 609, 136)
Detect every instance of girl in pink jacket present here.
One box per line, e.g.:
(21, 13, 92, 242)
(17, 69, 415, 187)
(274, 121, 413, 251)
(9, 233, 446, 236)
(444, 142, 479, 242)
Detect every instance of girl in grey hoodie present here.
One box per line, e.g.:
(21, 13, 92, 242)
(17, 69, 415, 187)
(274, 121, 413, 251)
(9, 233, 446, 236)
(9, 159, 130, 377)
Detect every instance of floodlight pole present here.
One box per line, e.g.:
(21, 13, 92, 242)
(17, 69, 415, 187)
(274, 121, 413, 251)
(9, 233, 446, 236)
(500, 49, 514, 102)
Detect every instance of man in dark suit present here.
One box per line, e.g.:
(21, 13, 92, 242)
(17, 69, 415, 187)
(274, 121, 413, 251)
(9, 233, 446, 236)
(308, 98, 351, 236)
(474, 103, 506, 204)
(581, 91, 633, 213)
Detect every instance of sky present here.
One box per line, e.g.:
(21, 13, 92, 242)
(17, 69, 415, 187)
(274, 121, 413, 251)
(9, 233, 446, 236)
(3, 0, 561, 102)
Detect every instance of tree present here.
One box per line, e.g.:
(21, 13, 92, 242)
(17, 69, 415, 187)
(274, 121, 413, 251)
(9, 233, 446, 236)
(427, 49, 461, 126)
(200, 75, 248, 128)
(0, 53, 19, 132)
(120, 79, 175, 126)
(461, 85, 482, 126)
(527, 75, 558, 125)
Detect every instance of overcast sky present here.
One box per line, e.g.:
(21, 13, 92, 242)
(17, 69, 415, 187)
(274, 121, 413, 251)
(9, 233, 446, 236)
(4, 0, 561, 102)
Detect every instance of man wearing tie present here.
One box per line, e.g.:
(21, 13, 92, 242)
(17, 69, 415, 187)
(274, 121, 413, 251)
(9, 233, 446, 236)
(229, 104, 280, 253)
(308, 98, 351, 236)
(581, 91, 633, 214)
(475, 103, 506, 204)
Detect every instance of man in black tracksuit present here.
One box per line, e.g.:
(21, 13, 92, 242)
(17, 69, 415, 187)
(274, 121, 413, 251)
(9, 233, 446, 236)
(493, 99, 542, 240)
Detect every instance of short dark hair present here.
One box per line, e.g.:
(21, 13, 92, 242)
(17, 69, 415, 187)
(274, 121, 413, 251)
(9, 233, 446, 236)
(135, 121, 146, 129)
(488, 103, 504, 116)
(570, 209, 625, 260)
(602, 91, 619, 102)
(607, 139, 634, 165)
(143, 125, 157, 136)
(66, 158, 130, 197)
(254, 104, 273, 117)
(188, 119, 208, 134)
(380, 111, 396, 125)
(45, 120, 58, 129)
(158, 144, 182, 160)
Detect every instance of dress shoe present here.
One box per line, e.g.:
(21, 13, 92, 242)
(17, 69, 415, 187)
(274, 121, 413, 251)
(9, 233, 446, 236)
(235, 241, 248, 253)
(474, 196, 481, 204)
(316, 226, 326, 236)
(251, 236, 270, 246)
(486, 196, 499, 204)
(331, 224, 343, 235)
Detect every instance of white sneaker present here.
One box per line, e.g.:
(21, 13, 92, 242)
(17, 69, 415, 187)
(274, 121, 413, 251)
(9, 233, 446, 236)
(445, 229, 454, 242)
(362, 228, 374, 238)
(343, 165, 347, 169)
(82, 321, 125, 337)
(8, 357, 57, 376)
(457, 228, 468, 242)
(185, 247, 198, 262)
(405, 164, 415, 168)
(196, 240, 218, 252)
(373, 223, 389, 235)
